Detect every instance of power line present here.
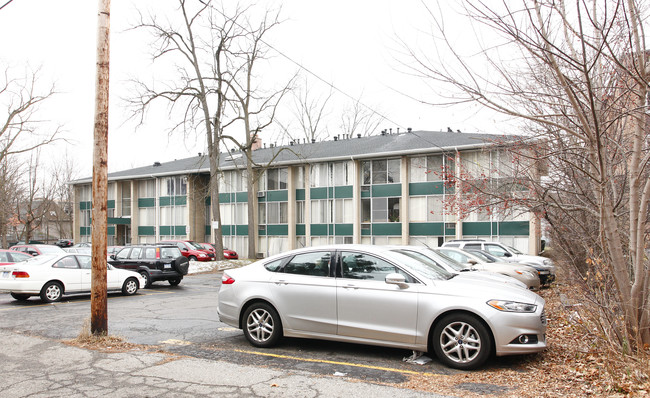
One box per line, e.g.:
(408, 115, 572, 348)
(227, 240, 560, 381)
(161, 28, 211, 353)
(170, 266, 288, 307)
(0, 0, 16, 11)
(202, 1, 406, 130)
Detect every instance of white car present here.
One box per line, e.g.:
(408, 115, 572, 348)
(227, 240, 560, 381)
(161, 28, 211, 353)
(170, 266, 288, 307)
(0, 253, 146, 303)
(218, 244, 547, 370)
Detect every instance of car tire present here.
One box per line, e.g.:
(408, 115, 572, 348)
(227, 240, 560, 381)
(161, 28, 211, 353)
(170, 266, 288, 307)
(10, 293, 30, 301)
(40, 282, 63, 303)
(172, 256, 189, 275)
(139, 270, 152, 288)
(168, 278, 181, 286)
(122, 277, 139, 296)
(242, 302, 283, 348)
(188, 255, 197, 262)
(432, 313, 492, 370)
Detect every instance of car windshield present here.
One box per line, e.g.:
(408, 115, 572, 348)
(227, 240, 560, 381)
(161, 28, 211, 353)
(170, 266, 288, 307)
(39, 246, 64, 254)
(22, 254, 59, 266)
(186, 241, 204, 250)
(466, 250, 495, 263)
(429, 249, 468, 272)
(508, 245, 523, 255)
(471, 250, 500, 262)
(388, 249, 454, 281)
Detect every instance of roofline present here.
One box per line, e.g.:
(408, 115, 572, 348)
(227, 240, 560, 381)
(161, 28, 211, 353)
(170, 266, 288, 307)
(70, 140, 506, 185)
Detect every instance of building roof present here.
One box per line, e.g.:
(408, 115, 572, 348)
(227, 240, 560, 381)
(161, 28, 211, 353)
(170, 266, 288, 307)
(72, 130, 515, 184)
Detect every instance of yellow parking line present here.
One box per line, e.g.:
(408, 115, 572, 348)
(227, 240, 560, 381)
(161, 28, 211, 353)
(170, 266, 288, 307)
(0, 290, 173, 311)
(235, 349, 436, 376)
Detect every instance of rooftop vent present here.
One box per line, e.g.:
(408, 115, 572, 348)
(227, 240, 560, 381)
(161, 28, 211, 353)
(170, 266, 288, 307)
(153, 161, 161, 167)
(357, 134, 361, 138)
(311, 138, 316, 143)
(333, 136, 338, 141)
(407, 127, 412, 133)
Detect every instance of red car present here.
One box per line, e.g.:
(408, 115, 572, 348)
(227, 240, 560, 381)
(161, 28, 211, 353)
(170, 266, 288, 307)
(10, 244, 65, 257)
(158, 240, 215, 262)
(0, 249, 32, 266)
(199, 243, 239, 260)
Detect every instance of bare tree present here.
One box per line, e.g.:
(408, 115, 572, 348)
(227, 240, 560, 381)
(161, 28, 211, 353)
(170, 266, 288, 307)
(279, 77, 332, 143)
(50, 152, 78, 239)
(340, 94, 384, 137)
(0, 156, 21, 248)
(0, 66, 61, 164)
(130, 1, 294, 260)
(401, 0, 650, 351)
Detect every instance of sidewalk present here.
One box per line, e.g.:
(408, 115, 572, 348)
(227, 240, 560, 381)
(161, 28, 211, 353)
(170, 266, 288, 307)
(0, 329, 451, 398)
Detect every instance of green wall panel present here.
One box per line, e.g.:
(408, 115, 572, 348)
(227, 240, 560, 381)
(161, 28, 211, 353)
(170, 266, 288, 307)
(372, 223, 402, 236)
(335, 224, 353, 236)
(235, 192, 248, 202)
(409, 222, 444, 236)
(235, 225, 248, 236)
(497, 221, 529, 236)
(462, 222, 492, 236)
(310, 187, 328, 200)
(267, 225, 289, 236)
(311, 224, 328, 236)
(138, 198, 155, 208)
(296, 224, 305, 235)
(408, 182, 445, 196)
(107, 226, 115, 235)
(334, 186, 353, 198)
(371, 184, 401, 197)
(138, 226, 155, 236)
(296, 189, 305, 200)
(107, 200, 115, 209)
(218, 193, 231, 203)
(266, 190, 288, 202)
(107, 217, 131, 225)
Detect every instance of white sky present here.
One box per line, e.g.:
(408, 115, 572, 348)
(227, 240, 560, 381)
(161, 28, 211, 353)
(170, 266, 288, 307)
(0, 0, 506, 174)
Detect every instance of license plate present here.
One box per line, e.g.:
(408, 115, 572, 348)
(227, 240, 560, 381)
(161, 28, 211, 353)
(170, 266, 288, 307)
(2, 271, 9, 278)
(164, 264, 171, 269)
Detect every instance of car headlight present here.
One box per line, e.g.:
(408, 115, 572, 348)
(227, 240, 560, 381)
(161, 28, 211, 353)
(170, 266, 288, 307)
(487, 300, 537, 313)
(515, 269, 535, 278)
(198, 253, 207, 257)
(543, 259, 550, 265)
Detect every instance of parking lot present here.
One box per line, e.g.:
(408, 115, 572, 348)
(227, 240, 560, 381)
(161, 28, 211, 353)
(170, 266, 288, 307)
(0, 271, 462, 385)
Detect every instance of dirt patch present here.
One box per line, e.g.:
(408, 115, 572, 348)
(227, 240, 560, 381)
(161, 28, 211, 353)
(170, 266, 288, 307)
(400, 282, 650, 397)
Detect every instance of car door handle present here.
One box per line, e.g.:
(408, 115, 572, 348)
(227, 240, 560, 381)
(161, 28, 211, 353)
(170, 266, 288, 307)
(343, 284, 358, 289)
(275, 280, 288, 285)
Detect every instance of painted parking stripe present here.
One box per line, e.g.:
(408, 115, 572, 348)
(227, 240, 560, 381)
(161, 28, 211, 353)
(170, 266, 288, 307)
(235, 349, 436, 376)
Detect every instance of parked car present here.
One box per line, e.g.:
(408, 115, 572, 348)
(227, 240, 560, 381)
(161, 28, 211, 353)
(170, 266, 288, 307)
(10, 244, 65, 257)
(109, 245, 189, 288)
(54, 239, 74, 248)
(218, 244, 547, 370)
(158, 240, 215, 262)
(198, 243, 239, 260)
(63, 247, 92, 255)
(466, 249, 553, 286)
(0, 253, 145, 302)
(73, 242, 92, 248)
(441, 239, 556, 284)
(0, 249, 33, 266)
(436, 247, 541, 289)
(391, 246, 528, 289)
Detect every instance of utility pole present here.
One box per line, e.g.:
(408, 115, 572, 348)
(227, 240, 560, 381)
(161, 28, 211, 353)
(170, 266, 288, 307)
(91, 0, 110, 335)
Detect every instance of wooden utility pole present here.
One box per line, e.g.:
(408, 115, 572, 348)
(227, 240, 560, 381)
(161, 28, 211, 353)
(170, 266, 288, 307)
(90, 0, 111, 335)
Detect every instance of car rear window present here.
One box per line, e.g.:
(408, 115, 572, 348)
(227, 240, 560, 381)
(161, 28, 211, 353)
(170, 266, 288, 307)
(160, 247, 181, 258)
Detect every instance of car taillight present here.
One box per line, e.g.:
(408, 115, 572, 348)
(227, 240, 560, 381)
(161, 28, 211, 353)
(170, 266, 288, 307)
(156, 247, 161, 259)
(12, 271, 29, 278)
(222, 273, 235, 284)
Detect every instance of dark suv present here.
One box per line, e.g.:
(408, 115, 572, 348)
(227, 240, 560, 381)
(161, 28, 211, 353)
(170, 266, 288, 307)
(108, 245, 189, 288)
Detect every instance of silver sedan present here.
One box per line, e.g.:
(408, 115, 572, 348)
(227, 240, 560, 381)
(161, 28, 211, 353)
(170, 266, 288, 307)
(218, 244, 547, 370)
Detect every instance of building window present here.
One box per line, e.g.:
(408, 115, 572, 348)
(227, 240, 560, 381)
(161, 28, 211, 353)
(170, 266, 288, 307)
(311, 199, 332, 224)
(362, 159, 400, 185)
(310, 161, 352, 187)
(266, 168, 288, 191)
(410, 155, 455, 182)
(121, 183, 131, 217)
(296, 201, 305, 224)
(139, 179, 155, 197)
(370, 197, 400, 222)
(161, 176, 187, 196)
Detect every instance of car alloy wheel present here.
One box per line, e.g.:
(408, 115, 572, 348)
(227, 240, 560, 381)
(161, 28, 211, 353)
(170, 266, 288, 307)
(243, 303, 282, 348)
(40, 282, 63, 303)
(122, 278, 138, 295)
(433, 313, 491, 370)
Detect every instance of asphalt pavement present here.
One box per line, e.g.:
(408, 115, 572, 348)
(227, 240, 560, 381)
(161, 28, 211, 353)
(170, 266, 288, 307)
(0, 328, 451, 398)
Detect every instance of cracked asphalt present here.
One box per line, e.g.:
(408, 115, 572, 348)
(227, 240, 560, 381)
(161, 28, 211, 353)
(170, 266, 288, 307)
(0, 271, 458, 397)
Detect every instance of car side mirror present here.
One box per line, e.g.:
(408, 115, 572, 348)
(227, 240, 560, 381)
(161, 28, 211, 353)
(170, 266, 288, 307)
(385, 273, 409, 289)
(468, 259, 478, 265)
(504, 252, 512, 257)
(110, 254, 116, 260)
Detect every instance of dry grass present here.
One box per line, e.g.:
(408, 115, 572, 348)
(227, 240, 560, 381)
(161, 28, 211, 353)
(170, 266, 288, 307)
(400, 275, 650, 397)
(64, 318, 147, 353)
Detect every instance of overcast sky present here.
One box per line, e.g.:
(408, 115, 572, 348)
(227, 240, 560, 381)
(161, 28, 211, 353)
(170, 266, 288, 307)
(0, 0, 505, 175)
